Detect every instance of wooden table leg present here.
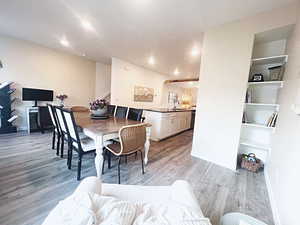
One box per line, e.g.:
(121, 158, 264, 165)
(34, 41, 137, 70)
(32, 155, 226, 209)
(94, 136, 104, 178)
(144, 127, 151, 165)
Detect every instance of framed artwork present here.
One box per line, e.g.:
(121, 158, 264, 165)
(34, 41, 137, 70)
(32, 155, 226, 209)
(134, 86, 154, 102)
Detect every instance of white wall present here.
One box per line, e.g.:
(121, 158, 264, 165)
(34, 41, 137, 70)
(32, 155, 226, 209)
(191, 22, 254, 170)
(266, 9, 300, 225)
(0, 35, 96, 130)
(192, 3, 299, 171)
(95, 62, 111, 99)
(110, 57, 185, 108)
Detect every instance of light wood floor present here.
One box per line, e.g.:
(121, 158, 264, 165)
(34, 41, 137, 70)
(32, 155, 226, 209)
(0, 130, 274, 225)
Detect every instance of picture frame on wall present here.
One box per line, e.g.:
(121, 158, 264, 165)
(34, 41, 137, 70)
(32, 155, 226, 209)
(269, 65, 284, 81)
(134, 86, 154, 102)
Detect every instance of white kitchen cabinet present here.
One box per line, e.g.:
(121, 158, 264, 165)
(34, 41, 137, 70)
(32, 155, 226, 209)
(143, 110, 192, 141)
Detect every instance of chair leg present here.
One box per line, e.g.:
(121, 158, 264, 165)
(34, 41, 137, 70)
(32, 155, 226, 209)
(125, 155, 128, 164)
(77, 155, 82, 181)
(117, 157, 121, 184)
(108, 151, 111, 169)
(102, 149, 106, 175)
(140, 151, 145, 174)
(52, 131, 56, 149)
(135, 152, 137, 159)
(56, 135, 61, 156)
(60, 134, 64, 158)
(68, 143, 73, 170)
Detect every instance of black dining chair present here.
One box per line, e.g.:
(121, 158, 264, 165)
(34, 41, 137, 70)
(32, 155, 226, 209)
(115, 106, 128, 118)
(60, 108, 96, 180)
(47, 104, 61, 155)
(54, 106, 70, 158)
(127, 108, 144, 121)
(107, 105, 116, 116)
(38, 106, 53, 134)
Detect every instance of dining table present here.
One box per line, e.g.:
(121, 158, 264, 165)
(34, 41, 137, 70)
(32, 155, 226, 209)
(73, 111, 152, 178)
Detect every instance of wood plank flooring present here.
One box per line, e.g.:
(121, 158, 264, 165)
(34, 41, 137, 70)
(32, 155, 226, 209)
(0, 130, 274, 225)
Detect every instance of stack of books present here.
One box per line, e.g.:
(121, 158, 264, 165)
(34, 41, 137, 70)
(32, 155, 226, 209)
(267, 112, 278, 127)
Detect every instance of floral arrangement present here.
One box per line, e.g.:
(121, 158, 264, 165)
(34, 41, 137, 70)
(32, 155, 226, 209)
(90, 99, 108, 110)
(56, 94, 68, 101)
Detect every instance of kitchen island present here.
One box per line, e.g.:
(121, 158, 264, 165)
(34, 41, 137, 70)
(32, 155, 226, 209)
(143, 108, 194, 141)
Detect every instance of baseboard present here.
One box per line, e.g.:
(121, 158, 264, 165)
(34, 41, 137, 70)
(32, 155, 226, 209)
(264, 170, 281, 225)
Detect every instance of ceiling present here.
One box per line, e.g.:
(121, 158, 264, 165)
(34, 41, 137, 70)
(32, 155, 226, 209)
(0, 0, 297, 78)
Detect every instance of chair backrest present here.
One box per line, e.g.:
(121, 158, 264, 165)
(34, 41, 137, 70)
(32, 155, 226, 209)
(118, 124, 146, 155)
(60, 108, 81, 146)
(54, 106, 67, 134)
(47, 104, 59, 131)
(71, 106, 89, 112)
(107, 105, 116, 116)
(127, 108, 143, 121)
(38, 106, 52, 128)
(115, 106, 128, 118)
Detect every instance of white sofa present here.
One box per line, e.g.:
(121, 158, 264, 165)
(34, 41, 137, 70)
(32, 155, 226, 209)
(42, 176, 205, 225)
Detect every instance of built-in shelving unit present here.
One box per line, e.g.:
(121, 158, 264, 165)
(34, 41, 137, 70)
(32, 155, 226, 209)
(248, 80, 284, 87)
(238, 48, 287, 163)
(251, 55, 288, 66)
(245, 103, 279, 107)
(240, 139, 271, 151)
(0, 82, 17, 134)
(242, 123, 275, 131)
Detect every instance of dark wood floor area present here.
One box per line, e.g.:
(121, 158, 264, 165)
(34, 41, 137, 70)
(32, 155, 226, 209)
(0, 130, 274, 225)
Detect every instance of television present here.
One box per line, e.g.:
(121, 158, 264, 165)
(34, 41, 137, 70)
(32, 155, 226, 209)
(22, 88, 53, 106)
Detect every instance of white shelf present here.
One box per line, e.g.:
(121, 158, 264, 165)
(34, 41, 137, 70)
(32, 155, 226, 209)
(240, 139, 271, 151)
(242, 123, 275, 131)
(251, 55, 288, 66)
(248, 81, 284, 88)
(245, 103, 279, 108)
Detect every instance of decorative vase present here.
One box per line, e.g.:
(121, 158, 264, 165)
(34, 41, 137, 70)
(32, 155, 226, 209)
(91, 106, 107, 116)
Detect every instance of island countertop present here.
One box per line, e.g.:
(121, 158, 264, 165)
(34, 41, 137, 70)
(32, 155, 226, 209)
(144, 108, 195, 113)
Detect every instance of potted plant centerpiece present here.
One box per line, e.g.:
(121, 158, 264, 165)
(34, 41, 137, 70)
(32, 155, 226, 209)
(90, 99, 108, 116)
(56, 94, 68, 107)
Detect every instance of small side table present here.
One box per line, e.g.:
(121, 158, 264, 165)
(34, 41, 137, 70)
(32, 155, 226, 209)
(220, 213, 267, 225)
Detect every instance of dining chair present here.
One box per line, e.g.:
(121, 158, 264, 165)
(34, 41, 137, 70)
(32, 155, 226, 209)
(54, 106, 69, 158)
(102, 124, 146, 184)
(38, 106, 53, 134)
(107, 104, 116, 116)
(127, 108, 144, 122)
(47, 104, 61, 155)
(115, 106, 128, 118)
(71, 106, 89, 112)
(60, 108, 96, 180)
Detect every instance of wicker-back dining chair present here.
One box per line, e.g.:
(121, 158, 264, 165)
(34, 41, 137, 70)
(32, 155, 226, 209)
(103, 124, 146, 184)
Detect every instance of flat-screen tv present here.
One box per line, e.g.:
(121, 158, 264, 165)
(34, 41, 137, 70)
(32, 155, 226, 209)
(22, 88, 53, 106)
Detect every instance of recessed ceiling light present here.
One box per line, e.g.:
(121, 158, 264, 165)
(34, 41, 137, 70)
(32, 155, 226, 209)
(174, 68, 180, 75)
(148, 56, 155, 65)
(191, 47, 200, 56)
(81, 19, 94, 31)
(60, 38, 70, 47)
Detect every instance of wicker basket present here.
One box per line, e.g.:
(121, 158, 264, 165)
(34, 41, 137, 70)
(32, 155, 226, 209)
(240, 154, 264, 173)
